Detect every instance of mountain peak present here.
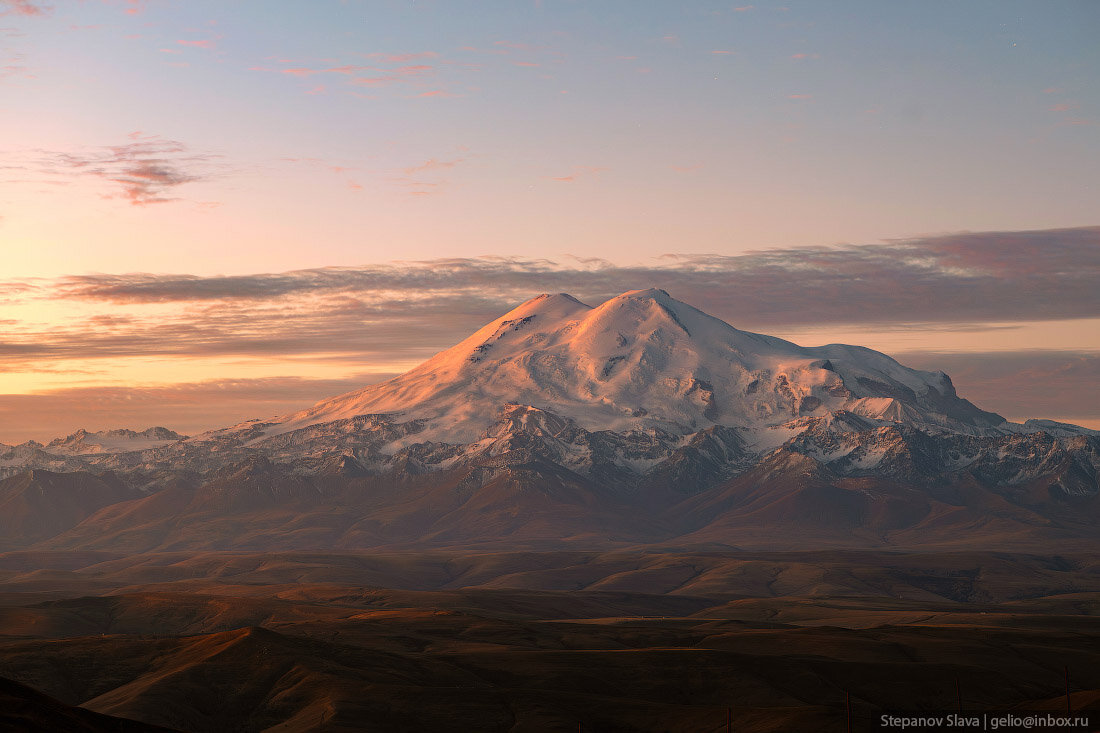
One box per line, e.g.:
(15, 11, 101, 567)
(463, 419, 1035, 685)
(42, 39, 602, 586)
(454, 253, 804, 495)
(494, 292, 592, 323)
(39, 426, 186, 456)
(617, 288, 673, 302)
(270, 288, 1014, 444)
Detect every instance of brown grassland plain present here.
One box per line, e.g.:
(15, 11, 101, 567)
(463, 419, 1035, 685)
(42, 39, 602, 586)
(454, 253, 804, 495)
(0, 550, 1098, 731)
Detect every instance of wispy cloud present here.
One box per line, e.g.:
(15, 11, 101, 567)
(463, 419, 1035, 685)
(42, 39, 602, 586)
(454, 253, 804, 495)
(391, 154, 467, 195)
(1, 50, 30, 80)
(403, 158, 464, 175)
(0, 0, 48, 17)
(275, 64, 369, 78)
(255, 52, 455, 95)
(0, 289, 509, 369)
(352, 64, 434, 87)
(21, 226, 1100, 326)
(176, 38, 215, 49)
(3, 227, 1099, 438)
(549, 166, 604, 182)
(40, 132, 219, 205)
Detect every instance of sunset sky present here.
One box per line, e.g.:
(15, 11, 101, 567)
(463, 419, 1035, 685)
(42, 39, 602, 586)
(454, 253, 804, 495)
(1, 0, 1098, 443)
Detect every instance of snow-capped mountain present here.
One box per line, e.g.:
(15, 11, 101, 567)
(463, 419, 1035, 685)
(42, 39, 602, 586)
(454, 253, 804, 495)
(270, 288, 1004, 444)
(2, 289, 1097, 552)
(0, 427, 185, 474)
(42, 427, 186, 456)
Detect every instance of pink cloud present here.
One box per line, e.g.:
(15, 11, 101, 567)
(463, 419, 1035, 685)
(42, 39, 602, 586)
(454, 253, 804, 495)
(1049, 103, 1073, 112)
(403, 158, 464, 176)
(177, 39, 214, 49)
(788, 94, 813, 99)
(733, 5, 754, 11)
(791, 53, 820, 60)
(324, 65, 363, 74)
(550, 166, 604, 182)
(352, 64, 434, 88)
(1, 55, 31, 80)
(0, 0, 48, 16)
(513, 61, 540, 67)
(46, 133, 219, 206)
(390, 154, 469, 195)
(280, 65, 368, 77)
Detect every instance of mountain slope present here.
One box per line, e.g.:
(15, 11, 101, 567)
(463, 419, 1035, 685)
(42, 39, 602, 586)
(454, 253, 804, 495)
(2, 289, 1097, 552)
(269, 288, 1005, 445)
(0, 470, 140, 549)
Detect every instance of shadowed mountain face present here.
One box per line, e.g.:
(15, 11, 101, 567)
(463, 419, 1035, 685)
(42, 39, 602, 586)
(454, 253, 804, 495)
(0, 289, 1096, 552)
(0, 675, 178, 732)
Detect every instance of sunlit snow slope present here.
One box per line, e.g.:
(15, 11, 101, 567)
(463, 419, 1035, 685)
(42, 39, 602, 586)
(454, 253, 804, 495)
(269, 289, 1003, 443)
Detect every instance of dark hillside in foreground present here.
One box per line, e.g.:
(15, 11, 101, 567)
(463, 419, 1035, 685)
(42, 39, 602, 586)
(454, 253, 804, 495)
(0, 549, 1098, 731)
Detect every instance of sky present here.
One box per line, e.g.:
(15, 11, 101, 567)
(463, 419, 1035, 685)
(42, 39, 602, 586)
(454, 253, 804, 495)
(1, 0, 1098, 443)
